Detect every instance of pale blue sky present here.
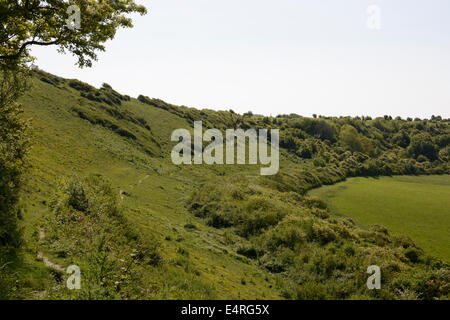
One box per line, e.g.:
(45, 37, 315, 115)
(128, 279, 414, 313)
(32, 0, 450, 118)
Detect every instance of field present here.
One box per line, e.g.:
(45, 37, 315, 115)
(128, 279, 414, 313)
(309, 175, 450, 262)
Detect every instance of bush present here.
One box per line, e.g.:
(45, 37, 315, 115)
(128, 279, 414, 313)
(237, 245, 260, 259)
(303, 197, 328, 210)
(183, 223, 197, 230)
(239, 211, 283, 237)
(206, 211, 233, 228)
(407, 133, 438, 161)
(340, 125, 363, 153)
(265, 224, 306, 250)
(295, 281, 329, 300)
(311, 224, 336, 245)
(65, 179, 89, 212)
(344, 245, 356, 256)
(68, 79, 95, 92)
(404, 248, 421, 263)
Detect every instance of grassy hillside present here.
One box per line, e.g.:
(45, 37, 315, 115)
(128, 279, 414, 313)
(1, 68, 449, 300)
(5, 70, 283, 299)
(309, 175, 450, 262)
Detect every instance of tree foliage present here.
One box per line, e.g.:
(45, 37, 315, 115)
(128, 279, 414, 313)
(407, 133, 439, 161)
(0, 0, 147, 68)
(0, 65, 30, 248)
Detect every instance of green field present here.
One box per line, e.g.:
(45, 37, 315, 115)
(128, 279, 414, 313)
(309, 175, 450, 262)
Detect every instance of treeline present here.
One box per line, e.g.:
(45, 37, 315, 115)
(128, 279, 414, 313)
(155, 103, 448, 192)
(139, 97, 449, 177)
(277, 115, 448, 163)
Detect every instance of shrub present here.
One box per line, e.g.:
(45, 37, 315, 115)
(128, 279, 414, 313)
(236, 245, 260, 259)
(404, 248, 421, 263)
(370, 225, 389, 235)
(265, 224, 306, 250)
(239, 211, 282, 237)
(183, 223, 197, 230)
(407, 133, 438, 161)
(68, 79, 95, 92)
(206, 211, 233, 228)
(65, 179, 89, 212)
(295, 281, 329, 300)
(303, 197, 328, 210)
(310, 208, 329, 219)
(311, 224, 336, 245)
(344, 245, 356, 256)
(340, 125, 363, 152)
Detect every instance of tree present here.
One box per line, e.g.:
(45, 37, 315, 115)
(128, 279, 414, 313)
(0, 65, 29, 248)
(339, 125, 363, 153)
(0, 0, 147, 249)
(407, 133, 438, 161)
(392, 130, 410, 148)
(1, 0, 147, 68)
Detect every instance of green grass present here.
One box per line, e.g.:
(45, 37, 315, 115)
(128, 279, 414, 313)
(309, 175, 450, 262)
(5, 70, 448, 300)
(13, 71, 283, 299)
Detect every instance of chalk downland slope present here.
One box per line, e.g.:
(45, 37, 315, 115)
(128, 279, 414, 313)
(2, 69, 449, 300)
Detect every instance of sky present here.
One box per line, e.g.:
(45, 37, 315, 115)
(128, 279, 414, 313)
(31, 0, 450, 118)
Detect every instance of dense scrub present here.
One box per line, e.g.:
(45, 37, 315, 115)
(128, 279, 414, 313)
(187, 184, 450, 299)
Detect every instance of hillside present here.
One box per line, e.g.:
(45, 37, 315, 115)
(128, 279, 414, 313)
(1, 68, 449, 300)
